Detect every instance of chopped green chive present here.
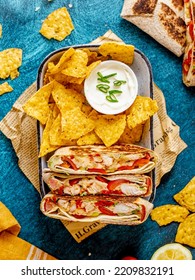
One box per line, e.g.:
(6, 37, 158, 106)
(96, 84, 110, 93)
(113, 80, 127, 86)
(109, 90, 122, 94)
(106, 94, 118, 103)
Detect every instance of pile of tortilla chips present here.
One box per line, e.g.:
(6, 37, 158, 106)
(22, 43, 158, 158)
(151, 176, 195, 248)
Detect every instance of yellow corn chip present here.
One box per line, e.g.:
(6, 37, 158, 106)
(61, 107, 95, 140)
(150, 204, 189, 226)
(118, 124, 143, 144)
(127, 96, 158, 129)
(0, 48, 22, 79)
(81, 102, 93, 115)
(61, 49, 88, 78)
(174, 177, 195, 212)
(0, 24, 2, 38)
(175, 213, 195, 248)
(39, 7, 74, 41)
(0, 82, 13, 96)
(48, 48, 75, 75)
(77, 130, 103, 146)
(52, 81, 85, 111)
(39, 104, 60, 157)
(49, 114, 77, 146)
(98, 42, 134, 64)
(23, 81, 54, 125)
(86, 61, 101, 77)
(94, 114, 126, 147)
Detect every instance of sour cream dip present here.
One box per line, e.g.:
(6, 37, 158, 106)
(84, 60, 138, 115)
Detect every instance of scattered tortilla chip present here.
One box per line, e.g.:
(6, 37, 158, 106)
(98, 42, 134, 64)
(61, 107, 95, 140)
(23, 81, 54, 124)
(0, 82, 13, 96)
(61, 49, 88, 78)
(175, 213, 195, 248)
(81, 102, 93, 115)
(0, 48, 22, 79)
(39, 7, 74, 41)
(118, 124, 143, 144)
(77, 130, 103, 146)
(86, 61, 101, 77)
(94, 114, 126, 147)
(38, 104, 60, 157)
(150, 204, 189, 226)
(52, 81, 85, 111)
(127, 96, 158, 129)
(174, 177, 195, 212)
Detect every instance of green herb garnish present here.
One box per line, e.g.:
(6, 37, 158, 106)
(113, 80, 127, 86)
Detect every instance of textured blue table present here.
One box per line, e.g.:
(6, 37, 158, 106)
(0, 0, 194, 260)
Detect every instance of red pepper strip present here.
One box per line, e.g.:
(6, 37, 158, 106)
(76, 199, 82, 208)
(107, 179, 129, 191)
(69, 178, 80, 186)
(95, 176, 109, 183)
(182, 59, 190, 75)
(61, 156, 78, 170)
(44, 198, 55, 212)
(72, 214, 85, 219)
(144, 178, 152, 196)
(133, 158, 150, 168)
(98, 206, 116, 216)
(140, 205, 146, 222)
(189, 21, 194, 41)
(184, 0, 189, 2)
(95, 200, 114, 207)
(58, 185, 64, 195)
(87, 168, 107, 174)
(144, 152, 151, 160)
(117, 165, 134, 171)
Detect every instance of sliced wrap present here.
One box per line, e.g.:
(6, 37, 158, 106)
(40, 194, 153, 225)
(43, 172, 153, 197)
(46, 144, 158, 175)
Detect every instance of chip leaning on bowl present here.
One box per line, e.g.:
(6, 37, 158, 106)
(22, 43, 159, 158)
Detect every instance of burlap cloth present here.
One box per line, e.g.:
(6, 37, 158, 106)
(0, 30, 187, 242)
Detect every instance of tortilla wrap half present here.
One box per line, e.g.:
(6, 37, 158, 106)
(121, 0, 186, 57)
(40, 193, 153, 225)
(46, 144, 158, 175)
(42, 172, 153, 197)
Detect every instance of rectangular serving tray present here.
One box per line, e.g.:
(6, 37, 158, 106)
(37, 44, 155, 202)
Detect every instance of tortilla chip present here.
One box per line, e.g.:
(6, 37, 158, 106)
(175, 213, 195, 248)
(77, 130, 103, 146)
(23, 81, 54, 124)
(0, 82, 13, 96)
(0, 48, 22, 79)
(94, 114, 126, 147)
(38, 104, 60, 157)
(118, 123, 144, 144)
(61, 49, 88, 78)
(150, 204, 189, 226)
(98, 42, 134, 64)
(126, 96, 158, 129)
(39, 7, 74, 41)
(61, 107, 95, 140)
(174, 177, 195, 212)
(48, 48, 75, 75)
(52, 81, 85, 111)
(49, 114, 77, 146)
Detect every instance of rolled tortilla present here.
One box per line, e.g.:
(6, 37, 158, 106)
(43, 172, 153, 197)
(46, 144, 158, 175)
(40, 193, 153, 225)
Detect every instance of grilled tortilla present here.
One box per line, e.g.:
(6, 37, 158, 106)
(46, 144, 158, 175)
(40, 194, 153, 225)
(43, 172, 153, 197)
(121, 0, 186, 56)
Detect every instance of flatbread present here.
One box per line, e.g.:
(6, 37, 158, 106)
(121, 0, 186, 56)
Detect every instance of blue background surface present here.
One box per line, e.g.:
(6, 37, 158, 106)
(0, 0, 194, 260)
